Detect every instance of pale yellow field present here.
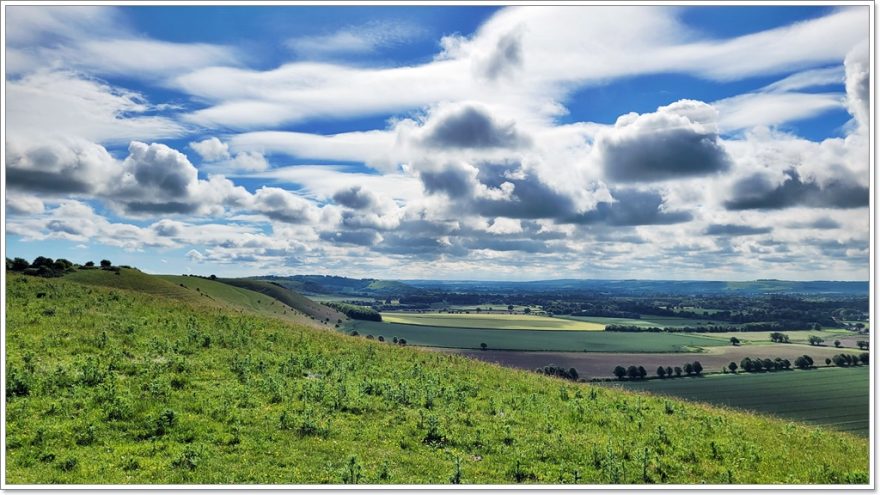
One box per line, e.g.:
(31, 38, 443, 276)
(381, 312, 605, 331)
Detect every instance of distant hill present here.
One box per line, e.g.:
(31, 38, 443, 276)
(259, 275, 423, 298)
(400, 279, 869, 296)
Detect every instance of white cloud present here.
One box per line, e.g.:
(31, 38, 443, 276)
(5, 6, 239, 78)
(713, 92, 845, 132)
(286, 20, 424, 59)
(6, 71, 185, 144)
(190, 137, 231, 162)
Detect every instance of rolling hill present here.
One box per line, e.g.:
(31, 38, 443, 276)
(5, 270, 869, 484)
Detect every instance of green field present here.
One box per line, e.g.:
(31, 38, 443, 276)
(697, 329, 857, 345)
(382, 312, 604, 331)
(346, 320, 727, 352)
(5, 273, 869, 484)
(608, 367, 869, 436)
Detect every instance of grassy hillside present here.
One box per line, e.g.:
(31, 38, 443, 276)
(218, 278, 345, 323)
(6, 273, 869, 484)
(67, 269, 315, 327)
(156, 275, 315, 327)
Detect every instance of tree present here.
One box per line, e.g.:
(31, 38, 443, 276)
(377, 336, 385, 342)
(665, 366, 673, 377)
(11, 258, 29, 271)
(825, 358, 832, 366)
(657, 366, 667, 378)
(808, 336, 824, 346)
(673, 366, 682, 377)
(523, 307, 531, 315)
(507, 305, 514, 312)
(856, 340, 869, 350)
(728, 362, 738, 373)
(480, 343, 488, 351)
(637, 366, 647, 379)
(398, 338, 407, 346)
(568, 368, 579, 381)
(100, 259, 112, 268)
(859, 352, 869, 365)
(613, 366, 627, 380)
(794, 355, 813, 369)
(84, 261, 95, 268)
(729, 336, 740, 346)
(683, 363, 694, 375)
(627, 365, 640, 380)
(692, 361, 703, 375)
(834, 340, 842, 348)
(210, 274, 217, 280)
(31, 256, 54, 268)
(812, 323, 822, 331)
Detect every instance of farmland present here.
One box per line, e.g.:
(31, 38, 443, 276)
(698, 330, 867, 348)
(381, 312, 604, 331)
(561, 315, 739, 328)
(344, 320, 727, 353)
(608, 367, 869, 437)
(4, 272, 870, 484)
(447, 344, 853, 379)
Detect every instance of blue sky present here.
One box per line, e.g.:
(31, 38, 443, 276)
(4, 5, 871, 281)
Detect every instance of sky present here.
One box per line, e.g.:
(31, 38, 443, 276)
(3, 4, 872, 281)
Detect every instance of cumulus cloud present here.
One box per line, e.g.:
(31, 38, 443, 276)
(844, 40, 869, 129)
(6, 137, 119, 194)
(320, 229, 384, 246)
(724, 169, 868, 210)
(595, 100, 732, 182)
(419, 103, 530, 149)
(704, 224, 772, 236)
(190, 137, 231, 161)
(569, 188, 692, 226)
(5, 192, 45, 215)
(332, 185, 380, 210)
(252, 187, 321, 224)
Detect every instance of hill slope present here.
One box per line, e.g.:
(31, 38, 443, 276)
(217, 278, 345, 323)
(66, 269, 316, 327)
(5, 273, 869, 484)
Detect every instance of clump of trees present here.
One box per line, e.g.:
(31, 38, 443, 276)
(856, 340, 869, 350)
(323, 302, 382, 321)
(536, 365, 579, 381)
(6, 256, 77, 278)
(769, 332, 790, 343)
(794, 355, 814, 369)
(808, 336, 825, 346)
(831, 353, 867, 367)
(739, 356, 791, 372)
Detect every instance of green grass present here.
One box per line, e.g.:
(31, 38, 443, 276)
(698, 329, 856, 345)
(218, 278, 345, 323)
(156, 275, 311, 324)
(6, 273, 868, 484)
(607, 367, 869, 437)
(345, 321, 728, 353)
(382, 312, 604, 331)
